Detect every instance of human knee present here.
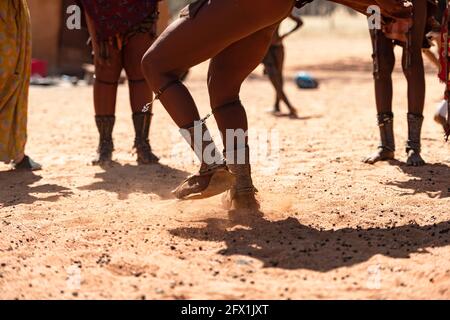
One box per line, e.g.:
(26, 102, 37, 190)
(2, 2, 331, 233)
(377, 53, 395, 76)
(94, 58, 122, 83)
(402, 52, 424, 77)
(125, 59, 145, 82)
(141, 49, 168, 90)
(208, 77, 241, 107)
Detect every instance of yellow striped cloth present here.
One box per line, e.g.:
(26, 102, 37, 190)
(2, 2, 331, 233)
(0, 0, 31, 163)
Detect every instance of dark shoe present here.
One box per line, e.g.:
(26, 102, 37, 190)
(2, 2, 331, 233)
(12, 155, 42, 171)
(92, 115, 115, 166)
(132, 112, 159, 165)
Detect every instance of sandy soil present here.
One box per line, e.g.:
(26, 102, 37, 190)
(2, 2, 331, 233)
(1, 13, 450, 300)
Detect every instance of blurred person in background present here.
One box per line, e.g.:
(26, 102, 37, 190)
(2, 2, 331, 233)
(79, 0, 161, 166)
(262, 12, 303, 118)
(430, 0, 449, 133)
(0, 0, 41, 171)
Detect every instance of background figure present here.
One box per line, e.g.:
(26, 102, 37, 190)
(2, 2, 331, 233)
(430, 0, 449, 132)
(262, 13, 303, 118)
(422, 31, 441, 69)
(363, 0, 431, 166)
(422, 0, 443, 69)
(0, 0, 41, 171)
(80, 0, 161, 166)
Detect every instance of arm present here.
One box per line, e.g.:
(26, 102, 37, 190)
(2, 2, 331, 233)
(279, 14, 303, 40)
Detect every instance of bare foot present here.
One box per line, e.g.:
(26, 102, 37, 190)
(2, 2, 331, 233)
(267, 108, 281, 115)
(406, 149, 425, 166)
(363, 148, 395, 164)
(288, 109, 299, 119)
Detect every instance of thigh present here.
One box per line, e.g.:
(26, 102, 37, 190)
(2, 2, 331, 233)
(144, 0, 294, 73)
(123, 32, 155, 79)
(85, 12, 123, 80)
(371, 30, 395, 57)
(207, 24, 278, 105)
(370, 30, 395, 74)
(403, 0, 427, 57)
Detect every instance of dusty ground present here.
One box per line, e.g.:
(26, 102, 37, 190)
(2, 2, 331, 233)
(1, 13, 450, 300)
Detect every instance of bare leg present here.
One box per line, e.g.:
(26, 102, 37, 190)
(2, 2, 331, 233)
(92, 47, 122, 116)
(123, 32, 155, 113)
(273, 43, 298, 117)
(85, 13, 123, 116)
(402, 0, 427, 166)
(142, 0, 294, 203)
(208, 24, 280, 209)
(364, 30, 396, 164)
(263, 45, 282, 114)
(264, 44, 298, 117)
(142, 0, 295, 127)
(123, 32, 159, 164)
(86, 13, 122, 165)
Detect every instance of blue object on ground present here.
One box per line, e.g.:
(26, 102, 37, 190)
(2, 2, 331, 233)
(295, 72, 319, 89)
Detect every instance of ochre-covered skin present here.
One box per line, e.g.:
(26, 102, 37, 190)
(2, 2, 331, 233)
(262, 14, 303, 117)
(332, 0, 412, 19)
(363, 0, 428, 166)
(83, 2, 160, 165)
(140, 0, 422, 205)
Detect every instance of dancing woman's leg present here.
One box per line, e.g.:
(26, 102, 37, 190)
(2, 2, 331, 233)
(142, 0, 295, 128)
(141, 0, 294, 201)
(208, 24, 280, 209)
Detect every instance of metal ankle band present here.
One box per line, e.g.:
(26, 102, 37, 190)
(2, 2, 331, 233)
(142, 79, 182, 112)
(212, 99, 242, 115)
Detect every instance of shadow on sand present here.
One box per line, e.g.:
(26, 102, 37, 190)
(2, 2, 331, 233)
(271, 113, 323, 121)
(170, 209, 450, 272)
(79, 162, 190, 200)
(0, 171, 72, 208)
(385, 160, 450, 199)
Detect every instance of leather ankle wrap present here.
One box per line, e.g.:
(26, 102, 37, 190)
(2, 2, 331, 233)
(406, 113, 424, 153)
(377, 112, 395, 152)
